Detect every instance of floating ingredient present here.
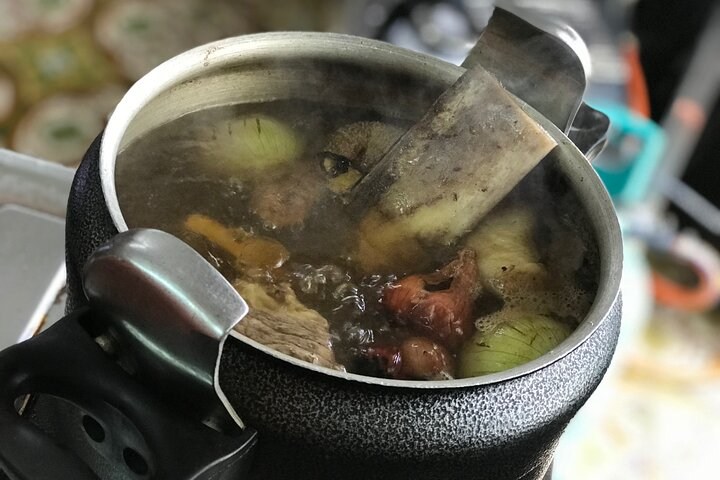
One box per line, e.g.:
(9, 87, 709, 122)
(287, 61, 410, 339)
(234, 280, 341, 369)
(360, 336, 454, 380)
(466, 205, 544, 278)
(249, 169, 324, 229)
(350, 66, 556, 271)
(382, 249, 480, 350)
(458, 312, 572, 378)
(210, 114, 302, 177)
(465, 204, 548, 293)
(184, 213, 289, 269)
(465, 204, 593, 319)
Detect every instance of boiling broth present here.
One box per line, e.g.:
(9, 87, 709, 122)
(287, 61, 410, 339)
(116, 99, 599, 379)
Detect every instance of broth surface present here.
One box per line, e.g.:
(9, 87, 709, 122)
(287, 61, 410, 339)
(116, 99, 599, 379)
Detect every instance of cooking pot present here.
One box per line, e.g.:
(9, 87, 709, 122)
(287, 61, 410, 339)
(0, 10, 622, 480)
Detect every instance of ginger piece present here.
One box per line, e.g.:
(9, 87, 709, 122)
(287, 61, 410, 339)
(184, 214, 289, 269)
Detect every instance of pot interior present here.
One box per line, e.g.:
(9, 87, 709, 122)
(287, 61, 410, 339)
(101, 32, 622, 388)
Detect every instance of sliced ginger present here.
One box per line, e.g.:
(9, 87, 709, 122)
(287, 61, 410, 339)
(184, 213, 289, 270)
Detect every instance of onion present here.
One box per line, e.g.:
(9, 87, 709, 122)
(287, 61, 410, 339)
(212, 114, 302, 176)
(458, 313, 572, 378)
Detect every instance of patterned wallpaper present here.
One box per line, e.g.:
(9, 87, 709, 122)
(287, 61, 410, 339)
(0, 0, 254, 165)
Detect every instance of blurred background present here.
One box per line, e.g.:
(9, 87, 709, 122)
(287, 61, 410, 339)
(1, 0, 719, 478)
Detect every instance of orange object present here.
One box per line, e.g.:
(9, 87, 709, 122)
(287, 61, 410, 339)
(622, 36, 651, 118)
(651, 269, 718, 312)
(184, 213, 290, 269)
(651, 235, 720, 312)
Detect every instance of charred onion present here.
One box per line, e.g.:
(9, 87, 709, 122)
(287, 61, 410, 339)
(382, 249, 480, 350)
(361, 336, 454, 380)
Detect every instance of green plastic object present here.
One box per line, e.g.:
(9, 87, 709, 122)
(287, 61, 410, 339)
(590, 102, 665, 204)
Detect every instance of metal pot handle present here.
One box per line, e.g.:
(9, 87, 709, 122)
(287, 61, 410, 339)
(463, 7, 609, 160)
(81, 228, 251, 432)
(568, 103, 610, 162)
(0, 308, 257, 480)
(0, 229, 258, 479)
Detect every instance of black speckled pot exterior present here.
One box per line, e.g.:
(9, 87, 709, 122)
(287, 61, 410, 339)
(66, 135, 621, 480)
(66, 133, 113, 314)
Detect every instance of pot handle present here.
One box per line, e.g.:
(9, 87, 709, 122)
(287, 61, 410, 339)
(0, 308, 257, 480)
(568, 103, 610, 163)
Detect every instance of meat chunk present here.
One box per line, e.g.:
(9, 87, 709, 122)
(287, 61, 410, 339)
(250, 170, 324, 229)
(233, 280, 342, 370)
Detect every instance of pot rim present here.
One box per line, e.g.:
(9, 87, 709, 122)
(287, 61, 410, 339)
(100, 31, 623, 389)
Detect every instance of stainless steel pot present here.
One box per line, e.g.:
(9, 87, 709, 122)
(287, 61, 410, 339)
(2, 23, 622, 480)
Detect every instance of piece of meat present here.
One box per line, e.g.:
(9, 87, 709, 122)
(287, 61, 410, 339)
(233, 280, 342, 370)
(382, 249, 480, 350)
(250, 170, 324, 229)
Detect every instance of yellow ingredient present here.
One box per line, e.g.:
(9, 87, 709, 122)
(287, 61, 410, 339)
(464, 204, 547, 282)
(184, 213, 289, 269)
(327, 168, 363, 194)
(210, 114, 302, 178)
(355, 208, 428, 273)
(464, 205, 592, 319)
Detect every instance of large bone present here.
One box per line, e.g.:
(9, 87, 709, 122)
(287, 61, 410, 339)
(351, 65, 557, 272)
